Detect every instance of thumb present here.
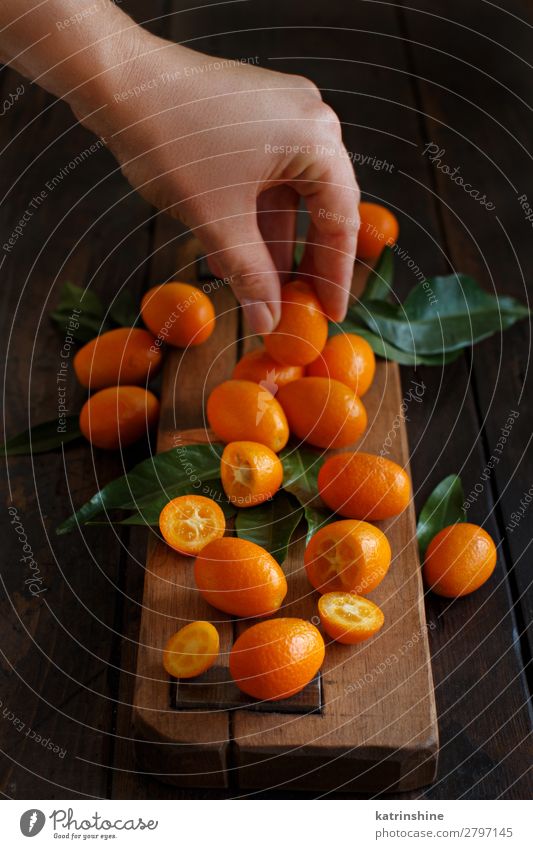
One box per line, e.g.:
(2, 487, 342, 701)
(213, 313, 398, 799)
(201, 218, 281, 334)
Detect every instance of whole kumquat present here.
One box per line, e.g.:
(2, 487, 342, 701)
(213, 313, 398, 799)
(306, 333, 376, 397)
(79, 386, 159, 450)
(74, 327, 163, 390)
(233, 346, 303, 390)
(159, 495, 225, 556)
(423, 523, 497, 597)
(304, 519, 391, 595)
(194, 537, 288, 618)
(264, 280, 328, 366)
(220, 441, 283, 508)
(277, 377, 367, 449)
(318, 452, 411, 520)
(318, 592, 384, 644)
(357, 202, 399, 260)
(162, 621, 220, 679)
(207, 380, 289, 452)
(229, 618, 325, 701)
(141, 281, 215, 347)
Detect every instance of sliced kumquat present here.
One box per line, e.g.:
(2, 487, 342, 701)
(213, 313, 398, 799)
(162, 621, 220, 679)
(220, 441, 283, 508)
(159, 495, 225, 556)
(318, 592, 385, 644)
(304, 520, 391, 595)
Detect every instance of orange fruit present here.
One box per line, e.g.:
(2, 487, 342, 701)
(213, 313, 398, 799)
(229, 618, 325, 701)
(194, 537, 288, 618)
(207, 380, 289, 452)
(220, 441, 283, 508)
(73, 327, 163, 390)
(357, 202, 399, 260)
(163, 621, 220, 678)
(79, 386, 159, 450)
(277, 377, 367, 449)
(318, 452, 411, 520)
(306, 333, 376, 397)
(264, 280, 328, 366)
(304, 519, 391, 595)
(233, 347, 303, 390)
(159, 495, 225, 556)
(141, 282, 215, 347)
(318, 592, 384, 644)
(423, 523, 497, 597)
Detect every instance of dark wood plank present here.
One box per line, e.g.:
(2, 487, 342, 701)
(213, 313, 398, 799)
(394, 0, 533, 798)
(0, 0, 168, 799)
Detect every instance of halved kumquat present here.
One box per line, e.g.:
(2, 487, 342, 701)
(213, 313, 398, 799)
(221, 441, 283, 508)
(318, 592, 384, 644)
(159, 495, 225, 556)
(304, 520, 391, 595)
(162, 621, 220, 679)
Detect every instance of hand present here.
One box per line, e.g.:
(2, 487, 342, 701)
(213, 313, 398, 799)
(73, 33, 360, 333)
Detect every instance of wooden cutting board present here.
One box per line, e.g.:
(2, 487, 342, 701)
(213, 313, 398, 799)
(133, 237, 438, 793)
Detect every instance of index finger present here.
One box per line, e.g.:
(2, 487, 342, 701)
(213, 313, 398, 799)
(296, 150, 360, 322)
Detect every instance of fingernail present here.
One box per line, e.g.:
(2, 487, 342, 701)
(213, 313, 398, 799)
(241, 299, 275, 334)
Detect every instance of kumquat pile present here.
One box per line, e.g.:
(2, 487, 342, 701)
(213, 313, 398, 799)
(13, 200, 522, 703)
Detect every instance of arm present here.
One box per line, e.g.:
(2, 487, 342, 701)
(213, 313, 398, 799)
(1, 0, 360, 332)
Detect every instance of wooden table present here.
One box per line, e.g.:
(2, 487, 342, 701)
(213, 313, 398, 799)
(0, 0, 531, 799)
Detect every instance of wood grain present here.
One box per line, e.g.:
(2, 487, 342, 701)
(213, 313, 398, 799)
(132, 238, 438, 792)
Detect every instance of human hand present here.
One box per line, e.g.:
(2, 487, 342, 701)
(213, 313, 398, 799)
(73, 32, 359, 333)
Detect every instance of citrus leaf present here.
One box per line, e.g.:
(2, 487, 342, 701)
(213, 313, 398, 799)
(113, 478, 236, 526)
(417, 474, 466, 558)
(280, 446, 335, 544)
(281, 445, 323, 504)
(353, 275, 529, 356)
(235, 491, 303, 564)
(50, 281, 108, 343)
(302, 505, 335, 544)
(293, 241, 305, 271)
(2, 416, 82, 456)
(57, 442, 224, 534)
(330, 315, 461, 365)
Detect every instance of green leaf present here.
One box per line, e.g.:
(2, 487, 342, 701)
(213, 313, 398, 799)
(280, 446, 336, 543)
(50, 282, 108, 344)
(109, 289, 139, 327)
(2, 416, 82, 456)
(302, 505, 335, 544)
(353, 274, 529, 356)
(115, 478, 236, 526)
(360, 246, 394, 302)
(236, 491, 303, 564)
(330, 314, 461, 366)
(281, 445, 323, 503)
(293, 241, 305, 271)
(57, 443, 224, 534)
(417, 474, 466, 558)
